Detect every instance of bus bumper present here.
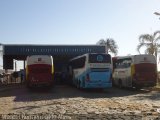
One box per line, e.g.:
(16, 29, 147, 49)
(27, 80, 54, 87)
(83, 82, 112, 88)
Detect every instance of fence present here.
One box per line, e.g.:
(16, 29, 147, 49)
(0, 74, 23, 86)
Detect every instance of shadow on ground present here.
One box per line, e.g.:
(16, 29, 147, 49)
(0, 84, 156, 102)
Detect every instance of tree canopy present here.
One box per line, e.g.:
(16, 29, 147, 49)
(97, 38, 118, 56)
(137, 30, 160, 59)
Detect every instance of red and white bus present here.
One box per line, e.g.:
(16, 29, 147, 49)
(26, 55, 54, 88)
(112, 54, 157, 89)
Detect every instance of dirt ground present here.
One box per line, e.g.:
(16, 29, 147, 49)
(0, 85, 160, 120)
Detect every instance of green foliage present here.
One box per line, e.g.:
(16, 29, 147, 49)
(137, 31, 160, 59)
(97, 38, 118, 56)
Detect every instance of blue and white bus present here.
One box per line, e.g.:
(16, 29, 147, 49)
(68, 53, 112, 89)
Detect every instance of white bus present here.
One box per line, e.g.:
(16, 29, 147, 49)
(68, 53, 112, 89)
(26, 55, 54, 88)
(112, 54, 157, 89)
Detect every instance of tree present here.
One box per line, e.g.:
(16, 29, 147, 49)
(137, 31, 160, 59)
(0, 44, 3, 69)
(0, 43, 2, 57)
(154, 12, 160, 20)
(97, 38, 118, 56)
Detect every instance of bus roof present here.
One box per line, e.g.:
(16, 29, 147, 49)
(115, 54, 155, 58)
(69, 53, 110, 62)
(113, 54, 156, 64)
(26, 55, 53, 65)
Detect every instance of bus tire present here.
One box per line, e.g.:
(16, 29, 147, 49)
(78, 80, 81, 89)
(112, 79, 115, 86)
(79, 81, 81, 88)
(82, 79, 85, 88)
(72, 73, 75, 86)
(135, 86, 142, 90)
(118, 79, 122, 88)
(76, 79, 79, 88)
(76, 80, 79, 88)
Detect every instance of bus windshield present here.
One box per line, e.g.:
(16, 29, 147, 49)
(89, 54, 111, 63)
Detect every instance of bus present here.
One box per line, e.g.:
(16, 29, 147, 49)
(112, 54, 157, 89)
(26, 55, 54, 88)
(68, 53, 112, 89)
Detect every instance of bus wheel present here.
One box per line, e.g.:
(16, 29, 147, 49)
(77, 80, 80, 88)
(72, 73, 76, 86)
(135, 86, 142, 90)
(78, 80, 81, 89)
(118, 80, 122, 88)
(112, 79, 115, 86)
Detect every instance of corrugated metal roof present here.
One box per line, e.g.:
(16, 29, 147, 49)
(3, 44, 105, 55)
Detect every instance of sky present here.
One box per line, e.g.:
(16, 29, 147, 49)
(0, 0, 160, 70)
